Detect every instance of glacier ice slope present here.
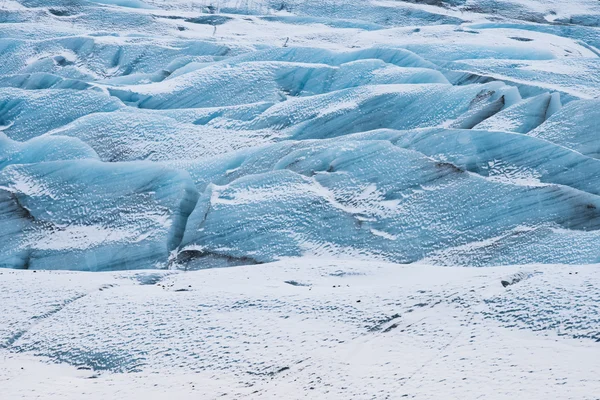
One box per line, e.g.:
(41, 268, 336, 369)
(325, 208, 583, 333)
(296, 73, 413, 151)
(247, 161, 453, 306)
(0, 87, 122, 141)
(177, 137, 600, 268)
(0, 160, 198, 271)
(2, 0, 600, 398)
(107, 59, 448, 109)
(0, 132, 98, 169)
(50, 81, 519, 164)
(530, 99, 600, 158)
(45, 111, 275, 162)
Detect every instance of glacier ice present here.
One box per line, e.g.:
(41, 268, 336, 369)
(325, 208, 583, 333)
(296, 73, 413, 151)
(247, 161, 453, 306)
(441, 57, 600, 99)
(364, 128, 600, 196)
(246, 82, 520, 140)
(1, 36, 241, 80)
(473, 92, 561, 133)
(0, 160, 198, 270)
(0, 87, 122, 140)
(107, 55, 447, 109)
(0, 132, 98, 169)
(0, 0, 599, 271)
(176, 138, 600, 267)
(221, 47, 439, 70)
(530, 99, 600, 158)
(0, 73, 95, 91)
(46, 111, 274, 161)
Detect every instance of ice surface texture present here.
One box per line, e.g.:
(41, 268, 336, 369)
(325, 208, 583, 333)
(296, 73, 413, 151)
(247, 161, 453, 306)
(1, 0, 600, 270)
(0, 160, 198, 270)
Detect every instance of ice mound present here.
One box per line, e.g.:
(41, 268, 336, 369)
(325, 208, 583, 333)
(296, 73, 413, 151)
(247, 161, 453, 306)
(108, 60, 448, 109)
(0, 87, 122, 140)
(0, 73, 95, 91)
(45, 111, 274, 161)
(350, 128, 600, 196)
(530, 99, 600, 158)
(247, 82, 520, 139)
(474, 92, 561, 133)
(0, 132, 98, 169)
(0, 160, 198, 270)
(2, 36, 240, 80)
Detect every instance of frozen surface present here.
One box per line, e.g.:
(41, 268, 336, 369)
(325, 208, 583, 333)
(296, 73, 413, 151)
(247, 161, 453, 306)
(1, 259, 600, 399)
(0, 0, 599, 270)
(1, 0, 600, 398)
(530, 99, 600, 158)
(176, 137, 600, 267)
(0, 160, 198, 271)
(0, 88, 122, 141)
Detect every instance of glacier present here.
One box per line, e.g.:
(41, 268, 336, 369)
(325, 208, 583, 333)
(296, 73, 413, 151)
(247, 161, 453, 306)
(2, 1, 600, 398)
(0, 0, 599, 272)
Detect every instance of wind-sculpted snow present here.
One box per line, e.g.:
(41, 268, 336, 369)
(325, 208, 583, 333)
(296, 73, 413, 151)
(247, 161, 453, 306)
(400, 43, 556, 62)
(3, 261, 600, 398)
(0, 0, 599, 271)
(183, 0, 467, 26)
(470, 22, 600, 51)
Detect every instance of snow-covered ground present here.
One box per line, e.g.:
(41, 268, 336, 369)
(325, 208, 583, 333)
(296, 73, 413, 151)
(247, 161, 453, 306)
(2, 259, 600, 399)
